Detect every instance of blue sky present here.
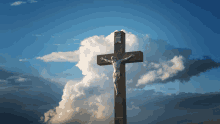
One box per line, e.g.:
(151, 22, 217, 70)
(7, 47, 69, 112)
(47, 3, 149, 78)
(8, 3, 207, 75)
(1, 0, 220, 124)
(1, 0, 220, 82)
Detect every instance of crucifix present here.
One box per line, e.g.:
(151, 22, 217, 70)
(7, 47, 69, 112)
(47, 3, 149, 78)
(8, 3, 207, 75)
(97, 31, 143, 124)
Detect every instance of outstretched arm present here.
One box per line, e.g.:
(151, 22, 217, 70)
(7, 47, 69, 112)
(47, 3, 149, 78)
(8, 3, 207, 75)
(121, 54, 134, 62)
(100, 57, 112, 63)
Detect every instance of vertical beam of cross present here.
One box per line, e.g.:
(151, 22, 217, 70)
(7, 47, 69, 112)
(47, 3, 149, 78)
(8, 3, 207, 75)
(114, 31, 126, 124)
(97, 31, 143, 124)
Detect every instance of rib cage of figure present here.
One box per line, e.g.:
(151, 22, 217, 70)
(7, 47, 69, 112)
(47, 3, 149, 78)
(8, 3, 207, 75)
(100, 54, 134, 95)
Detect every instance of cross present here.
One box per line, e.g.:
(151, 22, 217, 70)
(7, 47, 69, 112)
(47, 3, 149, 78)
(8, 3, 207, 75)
(97, 31, 143, 124)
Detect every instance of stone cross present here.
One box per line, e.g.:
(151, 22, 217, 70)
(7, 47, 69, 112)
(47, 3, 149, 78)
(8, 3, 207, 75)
(97, 31, 143, 124)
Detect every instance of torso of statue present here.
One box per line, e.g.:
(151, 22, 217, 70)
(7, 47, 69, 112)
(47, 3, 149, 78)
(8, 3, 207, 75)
(112, 60, 122, 73)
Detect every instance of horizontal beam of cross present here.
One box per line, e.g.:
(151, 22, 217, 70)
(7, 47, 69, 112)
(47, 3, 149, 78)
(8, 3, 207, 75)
(97, 51, 143, 66)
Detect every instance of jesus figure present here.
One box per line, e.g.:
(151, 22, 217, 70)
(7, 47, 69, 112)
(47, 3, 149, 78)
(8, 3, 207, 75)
(100, 54, 134, 95)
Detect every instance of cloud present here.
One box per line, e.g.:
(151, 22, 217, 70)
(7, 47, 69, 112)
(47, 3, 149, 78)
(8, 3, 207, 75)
(136, 55, 185, 86)
(126, 91, 220, 124)
(0, 79, 7, 83)
(16, 77, 28, 82)
(0, 68, 63, 124)
(169, 57, 220, 82)
(42, 30, 133, 123)
(0, 67, 19, 80)
(10, 0, 37, 6)
(126, 39, 220, 88)
(6, 76, 30, 85)
(40, 68, 74, 86)
(10, 1, 26, 6)
(28, 0, 37, 3)
(39, 30, 154, 123)
(0, 68, 63, 95)
(36, 50, 80, 62)
(19, 58, 30, 62)
(41, 30, 220, 124)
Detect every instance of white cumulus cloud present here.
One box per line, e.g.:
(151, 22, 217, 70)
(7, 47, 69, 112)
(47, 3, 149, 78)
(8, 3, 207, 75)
(10, 1, 26, 6)
(42, 30, 188, 124)
(37, 50, 80, 62)
(10, 0, 37, 6)
(136, 55, 185, 86)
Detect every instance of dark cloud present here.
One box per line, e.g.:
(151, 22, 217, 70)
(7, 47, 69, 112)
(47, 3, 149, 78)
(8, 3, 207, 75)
(175, 92, 220, 110)
(162, 48, 192, 60)
(159, 45, 220, 83)
(0, 53, 40, 76)
(127, 91, 220, 124)
(161, 47, 220, 83)
(0, 68, 19, 80)
(162, 56, 220, 83)
(0, 68, 63, 124)
(6, 76, 31, 86)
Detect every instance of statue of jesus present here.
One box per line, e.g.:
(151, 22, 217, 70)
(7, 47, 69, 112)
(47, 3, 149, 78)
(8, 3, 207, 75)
(100, 54, 134, 95)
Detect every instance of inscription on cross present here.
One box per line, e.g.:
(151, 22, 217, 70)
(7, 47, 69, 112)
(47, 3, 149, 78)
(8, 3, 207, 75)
(97, 31, 143, 124)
